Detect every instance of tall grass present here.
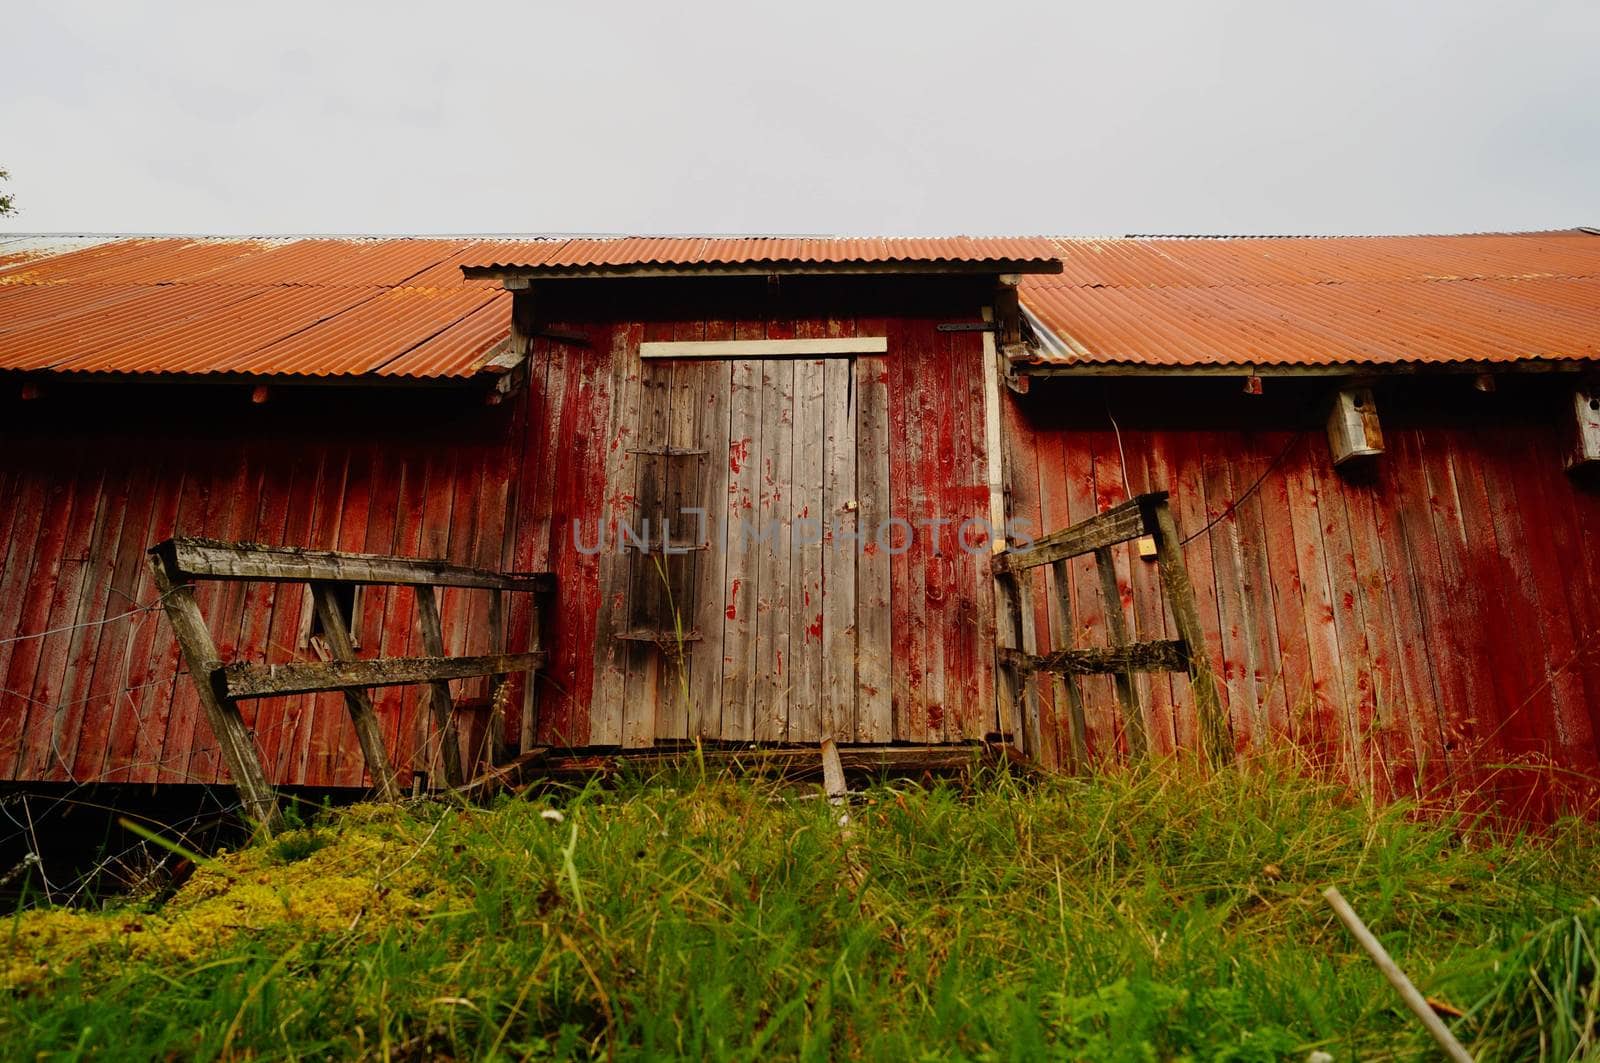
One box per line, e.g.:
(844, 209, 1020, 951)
(2, 756, 1596, 1060)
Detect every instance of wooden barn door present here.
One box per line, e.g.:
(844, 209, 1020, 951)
(595, 354, 889, 748)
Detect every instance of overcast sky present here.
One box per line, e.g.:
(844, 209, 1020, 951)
(3, 1, 1596, 237)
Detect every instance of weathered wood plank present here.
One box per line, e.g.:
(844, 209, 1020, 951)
(158, 537, 552, 593)
(753, 354, 794, 743)
(640, 336, 887, 358)
(415, 584, 464, 788)
(787, 353, 827, 743)
(147, 553, 281, 831)
(686, 319, 733, 740)
(1147, 499, 1229, 765)
(991, 492, 1163, 573)
(854, 345, 893, 742)
(1198, 453, 1258, 758)
(821, 352, 858, 742)
(720, 352, 763, 742)
(1049, 559, 1089, 770)
(999, 640, 1189, 676)
(589, 322, 643, 747)
(309, 581, 402, 799)
(222, 650, 548, 699)
(1094, 545, 1146, 758)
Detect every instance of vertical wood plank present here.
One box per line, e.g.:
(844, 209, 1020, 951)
(1200, 454, 1261, 758)
(854, 345, 893, 743)
(788, 353, 827, 742)
(686, 319, 733, 740)
(720, 353, 763, 742)
(415, 584, 464, 787)
(1095, 545, 1146, 758)
(821, 354, 859, 742)
(753, 355, 794, 742)
(1050, 559, 1089, 769)
(588, 323, 640, 747)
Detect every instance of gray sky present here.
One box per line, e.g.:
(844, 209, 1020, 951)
(3, 0, 1596, 237)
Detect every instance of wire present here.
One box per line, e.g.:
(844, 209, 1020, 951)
(1103, 389, 1134, 499)
(1179, 429, 1308, 545)
(0, 587, 181, 648)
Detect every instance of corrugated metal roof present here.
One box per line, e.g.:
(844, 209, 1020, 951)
(1021, 230, 1600, 369)
(3, 231, 1596, 378)
(0, 236, 537, 379)
(468, 235, 1062, 271)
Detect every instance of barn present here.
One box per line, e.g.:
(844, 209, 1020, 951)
(1, 230, 1598, 822)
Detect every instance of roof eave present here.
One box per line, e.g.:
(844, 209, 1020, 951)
(463, 258, 1064, 285)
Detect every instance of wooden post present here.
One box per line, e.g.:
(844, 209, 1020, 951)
(486, 589, 510, 766)
(415, 585, 465, 788)
(310, 582, 402, 800)
(1144, 497, 1230, 766)
(1049, 559, 1090, 771)
(147, 553, 283, 833)
(1323, 887, 1474, 1063)
(1094, 546, 1146, 759)
(520, 587, 543, 753)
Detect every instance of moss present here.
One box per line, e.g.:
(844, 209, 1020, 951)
(4, 806, 461, 988)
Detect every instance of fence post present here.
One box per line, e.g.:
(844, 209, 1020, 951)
(1143, 497, 1230, 766)
(147, 550, 284, 833)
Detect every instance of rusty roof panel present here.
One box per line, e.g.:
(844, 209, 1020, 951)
(49, 286, 380, 374)
(1021, 273, 1600, 367)
(194, 238, 468, 288)
(0, 284, 271, 371)
(379, 291, 514, 377)
(230, 286, 502, 377)
(0, 236, 523, 379)
(0, 282, 152, 337)
(1021, 230, 1600, 368)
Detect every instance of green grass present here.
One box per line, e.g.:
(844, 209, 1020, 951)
(3, 757, 1596, 1061)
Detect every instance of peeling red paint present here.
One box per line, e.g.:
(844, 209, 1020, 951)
(729, 437, 751, 474)
(725, 579, 741, 619)
(806, 614, 823, 641)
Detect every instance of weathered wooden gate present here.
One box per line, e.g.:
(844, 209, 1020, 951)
(992, 491, 1226, 768)
(150, 537, 552, 831)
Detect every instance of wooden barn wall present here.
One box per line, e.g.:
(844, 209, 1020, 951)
(0, 386, 525, 789)
(513, 276, 998, 749)
(1004, 374, 1600, 815)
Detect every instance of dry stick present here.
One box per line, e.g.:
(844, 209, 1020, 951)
(1322, 886, 1475, 1063)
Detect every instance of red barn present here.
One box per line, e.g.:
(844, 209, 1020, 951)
(1, 230, 1598, 816)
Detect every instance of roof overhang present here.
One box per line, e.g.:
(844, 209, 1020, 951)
(463, 258, 1063, 286)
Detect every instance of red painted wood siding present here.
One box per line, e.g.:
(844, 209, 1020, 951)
(0, 390, 522, 789)
(1005, 376, 1600, 815)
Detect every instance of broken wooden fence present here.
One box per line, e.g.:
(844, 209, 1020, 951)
(992, 491, 1226, 768)
(148, 537, 553, 832)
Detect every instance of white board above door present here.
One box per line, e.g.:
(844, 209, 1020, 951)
(639, 337, 889, 359)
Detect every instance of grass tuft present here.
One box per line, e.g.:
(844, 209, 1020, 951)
(1, 755, 1595, 1060)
